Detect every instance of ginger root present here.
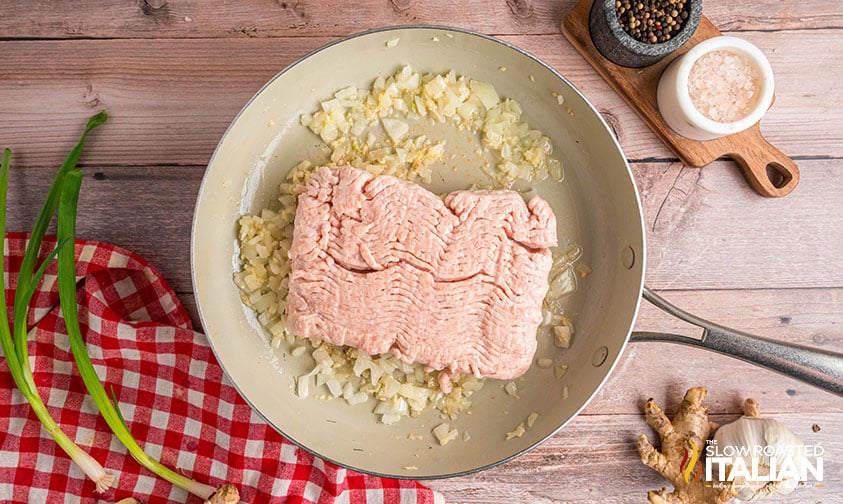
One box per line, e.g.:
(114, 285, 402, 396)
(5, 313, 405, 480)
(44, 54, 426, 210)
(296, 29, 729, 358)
(637, 387, 737, 504)
(205, 484, 241, 504)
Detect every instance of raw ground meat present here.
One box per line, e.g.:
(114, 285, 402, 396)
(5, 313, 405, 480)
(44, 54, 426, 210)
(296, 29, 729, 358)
(286, 166, 557, 388)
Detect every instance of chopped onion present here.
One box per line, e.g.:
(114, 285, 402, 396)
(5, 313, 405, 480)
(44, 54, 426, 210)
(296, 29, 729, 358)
(381, 413, 402, 425)
(555, 365, 569, 380)
(553, 320, 574, 349)
(296, 375, 310, 398)
(469, 80, 500, 109)
(506, 423, 526, 440)
(233, 65, 580, 429)
(433, 423, 459, 445)
(346, 391, 369, 406)
(381, 118, 409, 143)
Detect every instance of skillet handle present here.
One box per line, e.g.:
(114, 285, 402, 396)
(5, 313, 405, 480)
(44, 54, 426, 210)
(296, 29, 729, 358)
(630, 286, 843, 397)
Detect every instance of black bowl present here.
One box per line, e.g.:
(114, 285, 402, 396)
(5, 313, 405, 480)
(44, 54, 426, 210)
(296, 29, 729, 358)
(589, 0, 702, 68)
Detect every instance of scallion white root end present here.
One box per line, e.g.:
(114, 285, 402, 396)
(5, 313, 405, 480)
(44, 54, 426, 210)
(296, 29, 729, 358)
(69, 448, 114, 493)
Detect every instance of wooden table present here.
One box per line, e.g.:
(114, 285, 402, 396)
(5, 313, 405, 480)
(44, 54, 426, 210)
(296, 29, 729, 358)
(2, 1, 840, 502)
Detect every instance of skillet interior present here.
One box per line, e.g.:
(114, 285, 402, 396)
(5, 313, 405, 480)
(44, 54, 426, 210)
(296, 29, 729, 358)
(191, 26, 645, 478)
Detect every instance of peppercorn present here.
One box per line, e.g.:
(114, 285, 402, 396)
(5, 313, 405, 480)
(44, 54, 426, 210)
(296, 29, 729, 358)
(616, 0, 691, 44)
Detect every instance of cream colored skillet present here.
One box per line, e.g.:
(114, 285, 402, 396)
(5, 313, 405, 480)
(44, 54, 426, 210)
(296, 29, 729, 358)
(191, 26, 842, 480)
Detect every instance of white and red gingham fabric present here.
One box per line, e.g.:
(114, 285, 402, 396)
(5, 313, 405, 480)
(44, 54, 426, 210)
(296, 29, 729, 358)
(0, 233, 442, 504)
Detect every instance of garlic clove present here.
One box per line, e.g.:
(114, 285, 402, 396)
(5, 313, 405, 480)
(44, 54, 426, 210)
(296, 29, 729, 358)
(713, 410, 805, 501)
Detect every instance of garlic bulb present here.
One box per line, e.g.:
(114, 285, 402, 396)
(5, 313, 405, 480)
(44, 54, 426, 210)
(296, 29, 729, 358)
(711, 399, 806, 501)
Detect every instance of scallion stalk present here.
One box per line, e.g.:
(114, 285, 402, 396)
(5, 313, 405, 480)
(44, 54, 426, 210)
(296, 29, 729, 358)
(12, 110, 108, 395)
(2, 111, 234, 502)
(57, 170, 218, 500)
(0, 147, 114, 492)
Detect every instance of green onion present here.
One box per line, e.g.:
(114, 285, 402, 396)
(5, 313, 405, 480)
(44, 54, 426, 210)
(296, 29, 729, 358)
(57, 170, 217, 500)
(2, 111, 233, 501)
(0, 145, 114, 491)
(12, 110, 108, 395)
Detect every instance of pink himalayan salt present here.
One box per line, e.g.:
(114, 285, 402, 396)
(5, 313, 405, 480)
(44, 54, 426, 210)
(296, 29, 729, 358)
(687, 50, 761, 123)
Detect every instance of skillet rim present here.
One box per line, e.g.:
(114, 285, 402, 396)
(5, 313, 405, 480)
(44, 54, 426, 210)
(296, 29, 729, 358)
(190, 23, 647, 480)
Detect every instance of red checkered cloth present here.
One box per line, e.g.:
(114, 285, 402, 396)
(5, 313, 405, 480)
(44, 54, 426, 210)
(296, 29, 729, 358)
(0, 233, 443, 504)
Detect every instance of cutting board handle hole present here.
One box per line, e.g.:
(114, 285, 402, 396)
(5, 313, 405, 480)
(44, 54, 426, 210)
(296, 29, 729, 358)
(766, 162, 792, 189)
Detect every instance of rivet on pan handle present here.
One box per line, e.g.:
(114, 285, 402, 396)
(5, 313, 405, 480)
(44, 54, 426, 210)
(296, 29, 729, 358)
(630, 286, 843, 396)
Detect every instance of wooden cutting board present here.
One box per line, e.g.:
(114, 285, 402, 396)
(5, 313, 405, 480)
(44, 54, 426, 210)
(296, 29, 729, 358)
(561, 0, 799, 197)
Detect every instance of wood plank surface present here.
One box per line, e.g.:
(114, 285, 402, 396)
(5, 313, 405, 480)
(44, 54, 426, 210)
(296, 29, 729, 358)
(176, 286, 841, 416)
(632, 159, 843, 290)
(0, 30, 841, 167)
(6, 158, 840, 412)
(0, 0, 840, 39)
(4, 159, 839, 294)
(1, 0, 842, 502)
(423, 412, 840, 504)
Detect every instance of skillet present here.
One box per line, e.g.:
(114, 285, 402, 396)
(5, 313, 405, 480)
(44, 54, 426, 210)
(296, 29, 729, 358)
(191, 26, 842, 480)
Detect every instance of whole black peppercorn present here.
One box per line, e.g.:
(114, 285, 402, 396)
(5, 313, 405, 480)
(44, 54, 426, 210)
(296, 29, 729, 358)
(616, 0, 691, 44)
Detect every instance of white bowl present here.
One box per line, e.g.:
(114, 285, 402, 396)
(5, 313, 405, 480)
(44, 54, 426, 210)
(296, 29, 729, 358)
(657, 36, 774, 141)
